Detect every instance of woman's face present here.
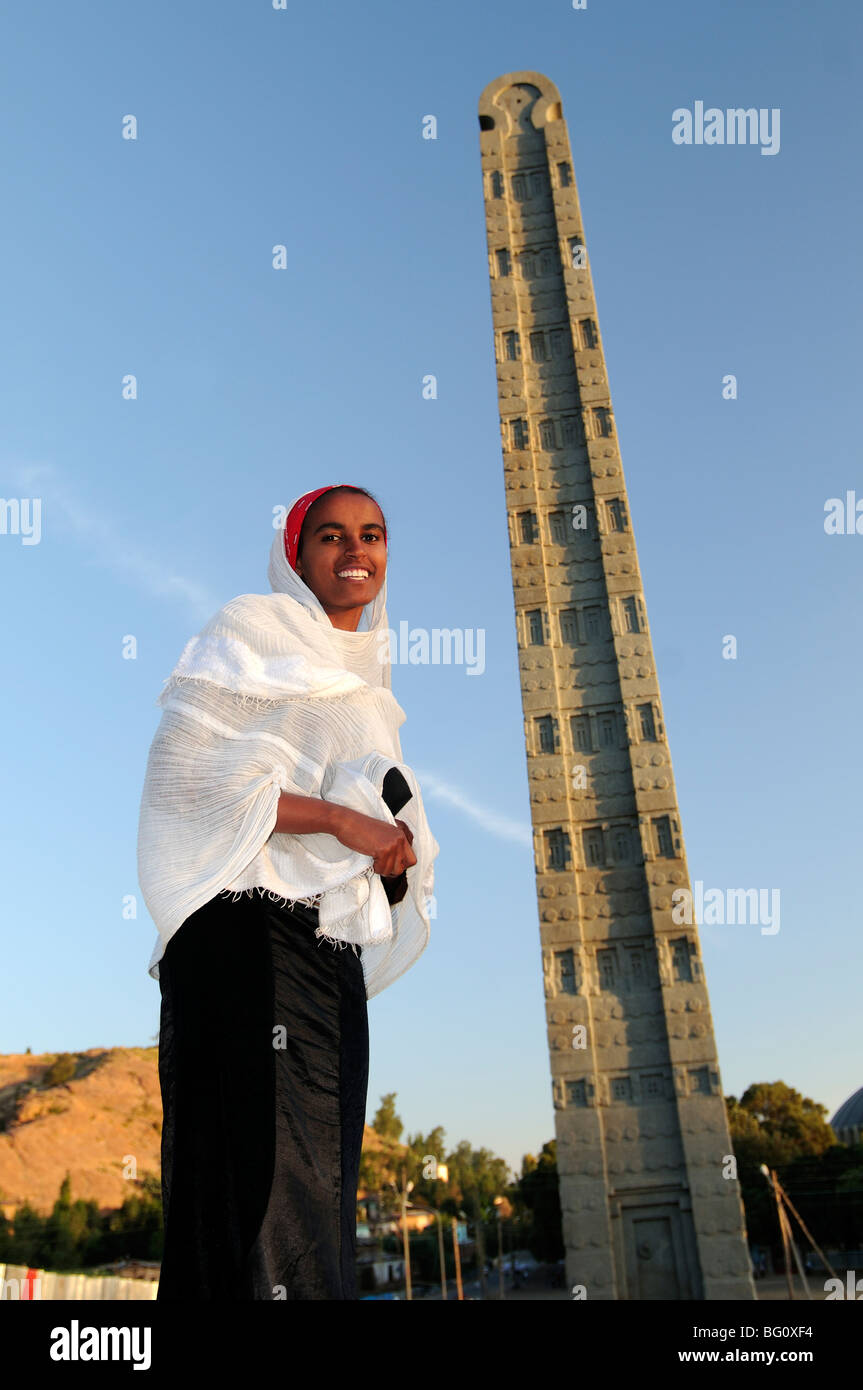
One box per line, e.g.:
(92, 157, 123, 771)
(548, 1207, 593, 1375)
(295, 490, 387, 630)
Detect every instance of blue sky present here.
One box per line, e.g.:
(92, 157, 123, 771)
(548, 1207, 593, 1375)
(0, 1, 860, 1180)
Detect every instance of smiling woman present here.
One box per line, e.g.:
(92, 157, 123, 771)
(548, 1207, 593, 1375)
(137, 483, 439, 1301)
(291, 486, 389, 631)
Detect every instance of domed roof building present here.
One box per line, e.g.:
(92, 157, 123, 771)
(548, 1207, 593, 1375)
(831, 1086, 863, 1145)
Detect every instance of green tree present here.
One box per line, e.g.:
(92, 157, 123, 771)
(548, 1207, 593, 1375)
(101, 1176, 164, 1263)
(724, 1082, 857, 1262)
(372, 1093, 403, 1143)
(444, 1140, 512, 1288)
(518, 1140, 564, 1262)
(1, 1170, 164, 1272)
(359, 1094, 409, 1208)
(41, 1053, 78, 1088)
(403, 1126, 448, 1205)
(837, 1164, 863, 1193)
(5, 1201, 48, 1267)
(47, 1172, 78, 1268)
(726, 1082, 836, 1169)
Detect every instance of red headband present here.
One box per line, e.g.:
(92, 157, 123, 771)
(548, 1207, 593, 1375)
(284, 485, 386, 572)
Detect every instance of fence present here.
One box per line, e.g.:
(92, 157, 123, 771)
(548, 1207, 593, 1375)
(0, 1262, 158, 1300)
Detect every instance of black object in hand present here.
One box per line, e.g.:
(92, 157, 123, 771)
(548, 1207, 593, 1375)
(381, 766, 412, 816)
(380, 767, 412, 904)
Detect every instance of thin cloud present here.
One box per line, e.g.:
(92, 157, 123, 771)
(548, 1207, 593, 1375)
(7, 461, 219, 620)
(412, 768, 533, 847)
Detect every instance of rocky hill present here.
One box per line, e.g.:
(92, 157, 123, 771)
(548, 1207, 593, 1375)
(0, 1048, 162, 1217)
(0, 1047, 390, 1218)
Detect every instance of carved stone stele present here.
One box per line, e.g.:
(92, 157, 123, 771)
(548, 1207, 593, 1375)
(477, 70, 755, 1300)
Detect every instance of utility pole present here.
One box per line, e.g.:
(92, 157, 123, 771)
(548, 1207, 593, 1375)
(494, 1197, 505, 1299)
(435, 1162, 449, 1302)
(777, 1199, 797, 1300)
(761, 1165, 839, 1297)
(436, 1210, 448, 1301)
(761, 1165, 807, 1300)
(452, 1215, 464, 1301)
(783, 1206, 812, 1301)
(775, 1174, 839, 1281)
(400, 1165, 413, 1301)
(474, 1197, 488, 1301)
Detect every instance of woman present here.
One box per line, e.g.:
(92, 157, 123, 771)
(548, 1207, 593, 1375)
(137, 483, 439, 1300)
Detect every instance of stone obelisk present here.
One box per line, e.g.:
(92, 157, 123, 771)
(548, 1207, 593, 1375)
(478, 71, 755, 1300)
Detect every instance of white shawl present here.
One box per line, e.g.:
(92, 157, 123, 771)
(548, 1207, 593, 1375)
(136, 515, 439, 1001)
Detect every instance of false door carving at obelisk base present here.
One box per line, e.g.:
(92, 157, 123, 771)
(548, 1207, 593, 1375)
(477, 70, 755, 1300)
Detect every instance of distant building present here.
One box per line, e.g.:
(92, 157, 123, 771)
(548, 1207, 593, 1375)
(831, 1086, 863, 1145)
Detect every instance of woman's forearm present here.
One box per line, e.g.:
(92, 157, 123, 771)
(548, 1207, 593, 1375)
(272, 792, 343, 836)
(271, 794, 416, 879)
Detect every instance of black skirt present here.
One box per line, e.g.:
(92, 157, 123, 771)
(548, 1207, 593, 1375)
(156, 890, 369, 1300)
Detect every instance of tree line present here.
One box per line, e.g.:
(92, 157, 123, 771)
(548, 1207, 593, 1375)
(0, 1078, 859, 1276)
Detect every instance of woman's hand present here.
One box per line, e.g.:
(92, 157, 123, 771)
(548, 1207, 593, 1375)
(380, 821, 413, 904)
(330, 806, 417, 879)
